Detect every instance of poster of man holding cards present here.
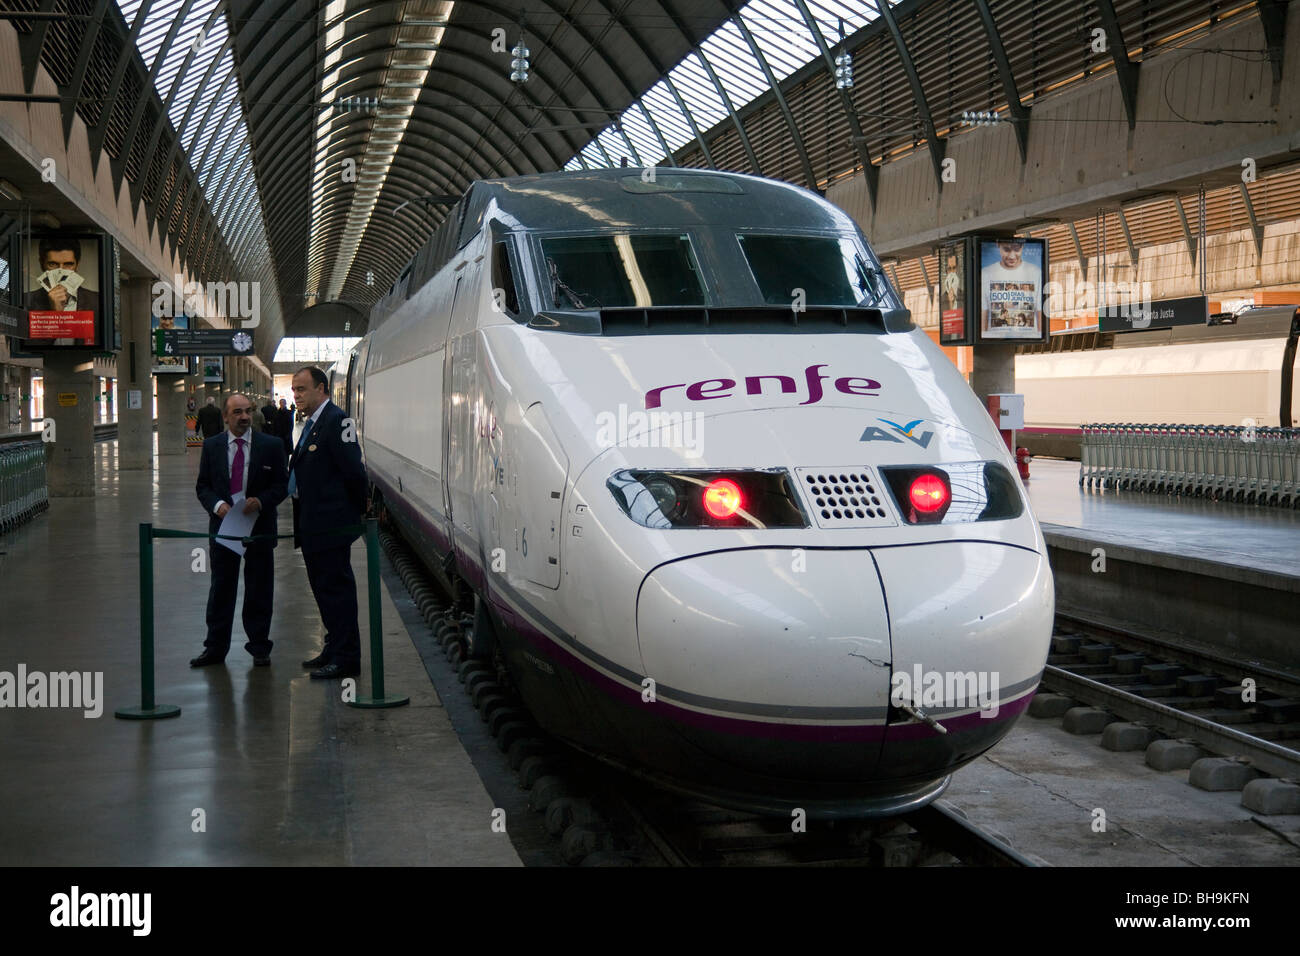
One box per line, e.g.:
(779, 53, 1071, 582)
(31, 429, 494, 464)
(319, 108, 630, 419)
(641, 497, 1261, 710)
(24, 233, 102, 346)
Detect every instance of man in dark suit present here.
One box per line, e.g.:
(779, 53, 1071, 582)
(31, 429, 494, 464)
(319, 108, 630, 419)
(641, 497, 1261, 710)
(191, 393, 289, 667)
(290, 366, 368, 679)
(196, 396, 223, 438)
(275, 399, 294, 455)
(260, 398, 277, 434)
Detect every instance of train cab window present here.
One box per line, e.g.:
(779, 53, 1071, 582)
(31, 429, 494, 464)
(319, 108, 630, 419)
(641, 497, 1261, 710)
(541, 234, 705, 310)
(491, 239, 521, 316)
(737, 234, 894, 308)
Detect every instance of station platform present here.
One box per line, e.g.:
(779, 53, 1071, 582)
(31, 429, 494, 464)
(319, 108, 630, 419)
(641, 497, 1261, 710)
(1024, 459, 1300, 669)
(0, 439, 521, 866)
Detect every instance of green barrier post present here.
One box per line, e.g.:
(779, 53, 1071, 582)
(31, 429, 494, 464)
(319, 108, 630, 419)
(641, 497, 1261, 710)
(116, 523, 181, 719)
(350, 517, 409, 709)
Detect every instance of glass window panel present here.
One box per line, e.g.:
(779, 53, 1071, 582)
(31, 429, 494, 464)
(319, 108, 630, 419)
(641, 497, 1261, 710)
(542, 235, 705, 309)
(737, 234, 894, 308)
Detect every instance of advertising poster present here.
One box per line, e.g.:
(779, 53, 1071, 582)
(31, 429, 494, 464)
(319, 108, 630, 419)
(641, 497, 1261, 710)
(203, 356, 224, 384)
(25, 233, 101, 346)
(152, 313, 192, 374)
(978, 237, 1047, 342)
(938, 239, 969, 345)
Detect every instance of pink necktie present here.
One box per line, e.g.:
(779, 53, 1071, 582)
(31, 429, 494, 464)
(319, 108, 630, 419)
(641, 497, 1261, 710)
(231, 437, 245, 495)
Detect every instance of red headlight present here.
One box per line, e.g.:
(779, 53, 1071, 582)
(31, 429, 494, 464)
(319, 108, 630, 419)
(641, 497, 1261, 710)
(702, 478, 743, 518)
(908, 473, 950, 513)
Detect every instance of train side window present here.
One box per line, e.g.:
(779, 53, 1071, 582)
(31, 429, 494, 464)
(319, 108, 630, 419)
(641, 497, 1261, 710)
(492, 239, 521, 317)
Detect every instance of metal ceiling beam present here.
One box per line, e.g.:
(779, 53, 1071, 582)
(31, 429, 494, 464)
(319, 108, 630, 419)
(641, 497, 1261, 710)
(972, 0, 1031, 163)
(170, 88, 248, 262)
(790, 0, 877, 200)
(1094, 0, 1140, 131)
(62, 0, 113, 145)
(655, 3, 760, 174)
(731, 6, 817, 190)
(110, 0, 201, 197)
(18, 0, 58, 94)
(1172, 196, 1196, 266)
(87, 0, 154, 164)
(151, 69, 240, 238)
(1066, 221, 1088, 279)
(661, 73, 716, 168)
(1258, 0, 1288, 86)
(136, 23, 236, 236)
(875, 0, 946, 189)
(1239, 182, 1264, 259)
(1115, 206, 1139, 268)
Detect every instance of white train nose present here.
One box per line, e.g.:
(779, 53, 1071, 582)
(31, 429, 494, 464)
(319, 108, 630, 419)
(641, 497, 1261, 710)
(634, 542, 1052, 783)
(636, 548, 893, 778)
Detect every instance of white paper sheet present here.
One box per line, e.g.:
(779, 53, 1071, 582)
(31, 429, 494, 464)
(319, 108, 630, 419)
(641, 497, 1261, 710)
(215, 492, 256, 556)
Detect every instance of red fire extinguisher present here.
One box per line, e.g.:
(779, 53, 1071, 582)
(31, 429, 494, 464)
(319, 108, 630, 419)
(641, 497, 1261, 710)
(1016, 446, 1032, 480)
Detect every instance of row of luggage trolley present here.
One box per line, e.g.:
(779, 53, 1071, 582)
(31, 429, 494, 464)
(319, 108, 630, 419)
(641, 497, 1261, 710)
(0, 441, 49, 533)
(1079, 423, 1300, 507)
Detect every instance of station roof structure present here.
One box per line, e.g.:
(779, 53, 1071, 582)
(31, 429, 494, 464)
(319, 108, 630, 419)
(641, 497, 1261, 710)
(4, 0, 1287, 362)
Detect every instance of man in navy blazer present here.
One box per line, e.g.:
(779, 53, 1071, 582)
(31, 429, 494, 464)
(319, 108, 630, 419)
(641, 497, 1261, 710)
(191, 393, 289, 667)
(290, 366, 369, 679)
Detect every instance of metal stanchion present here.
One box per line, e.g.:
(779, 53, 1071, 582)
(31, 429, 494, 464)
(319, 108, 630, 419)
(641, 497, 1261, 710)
(115, 523, 182, 720)
(350, 518, 409, 709)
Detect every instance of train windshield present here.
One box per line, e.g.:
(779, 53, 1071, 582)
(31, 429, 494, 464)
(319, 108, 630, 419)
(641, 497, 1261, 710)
(542, 234, 705, 310)
(738, 234, 894, 308)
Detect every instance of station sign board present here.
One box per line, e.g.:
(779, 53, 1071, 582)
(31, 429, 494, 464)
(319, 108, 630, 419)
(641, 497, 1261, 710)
(155, 328, 255, 356)
(1099, 294, 1208, 332)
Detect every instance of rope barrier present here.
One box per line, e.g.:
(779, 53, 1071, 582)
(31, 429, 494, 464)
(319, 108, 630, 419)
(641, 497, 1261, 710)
(115, 517, 408, 720)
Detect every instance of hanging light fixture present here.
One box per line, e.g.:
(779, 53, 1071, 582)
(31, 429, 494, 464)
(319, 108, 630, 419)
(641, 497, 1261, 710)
(834, 50, 853, 90)
(510, 35, 530, 84)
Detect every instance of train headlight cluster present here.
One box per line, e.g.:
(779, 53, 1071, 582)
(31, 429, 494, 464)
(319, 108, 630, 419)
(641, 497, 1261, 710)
(879, 463, 1024, 525)
(608, 470, 806, 530)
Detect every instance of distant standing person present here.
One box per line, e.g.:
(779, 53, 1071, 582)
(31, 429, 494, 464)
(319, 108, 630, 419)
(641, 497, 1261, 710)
(290, 366, 368, 679)
(196, 395, 222, 438)
(261, 398, 277, 433)
(275, 398, 294, 456)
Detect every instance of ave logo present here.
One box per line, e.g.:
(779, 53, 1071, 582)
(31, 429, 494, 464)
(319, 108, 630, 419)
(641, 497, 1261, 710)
(861, 417, 934, 448)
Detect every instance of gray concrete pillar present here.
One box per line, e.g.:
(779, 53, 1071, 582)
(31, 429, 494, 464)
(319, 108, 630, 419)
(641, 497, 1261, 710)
(157, 369, 188, 456)
(970, 344, 1017, 409)
(119, 277, 154, 470)
(41, 351, 96, 496)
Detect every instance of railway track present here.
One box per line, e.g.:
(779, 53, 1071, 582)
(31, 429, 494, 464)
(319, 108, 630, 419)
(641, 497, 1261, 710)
(381, 526, 1035, 867)
(1043, 613, 1300, 778)
(608, 785, 1033, 867)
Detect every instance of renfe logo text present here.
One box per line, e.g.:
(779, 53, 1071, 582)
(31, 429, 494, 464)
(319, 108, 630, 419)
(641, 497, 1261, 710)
(645, 364, 881, 409)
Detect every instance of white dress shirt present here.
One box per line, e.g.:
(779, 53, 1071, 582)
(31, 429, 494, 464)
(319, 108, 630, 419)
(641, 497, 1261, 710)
(212, 429, 253, 515)
(290, 401, 329, 499)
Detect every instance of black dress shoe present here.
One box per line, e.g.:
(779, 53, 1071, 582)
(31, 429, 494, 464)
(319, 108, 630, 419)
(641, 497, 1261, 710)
(190, 649, 226, 667)
(310, 663, 360, 680)
(252, 655, 271, 667)
(301, 653, 330, 669)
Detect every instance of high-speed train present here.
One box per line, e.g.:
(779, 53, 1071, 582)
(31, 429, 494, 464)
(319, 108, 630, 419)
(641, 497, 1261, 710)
(1017, 306, 1300, 459)
(335, 168, 1054, 817)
